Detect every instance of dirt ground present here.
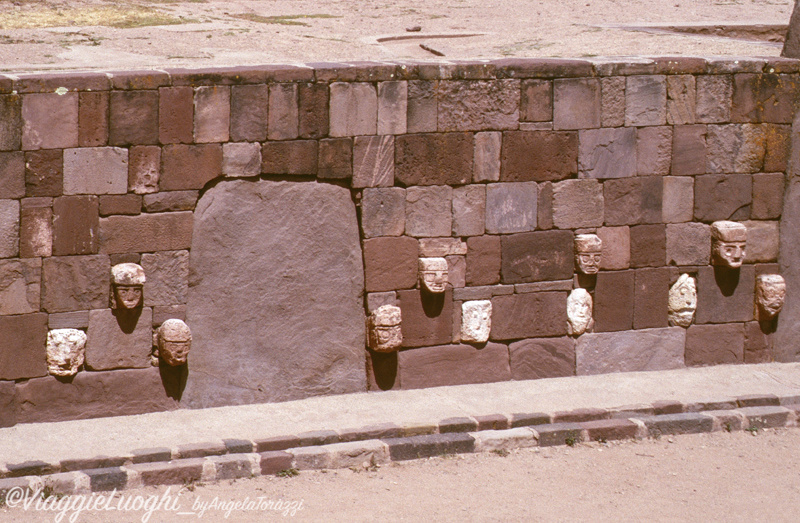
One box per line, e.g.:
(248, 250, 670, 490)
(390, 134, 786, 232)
(2, 428, 800, 522)
(0, 0, 793, 72)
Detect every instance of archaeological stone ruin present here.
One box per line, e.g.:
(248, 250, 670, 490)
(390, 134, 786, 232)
(0, 57, 798, 426)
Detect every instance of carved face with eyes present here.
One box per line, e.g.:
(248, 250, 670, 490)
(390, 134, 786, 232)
(157, 319, 192, 366)
(111, 263, 146, 309)
(567, 288, 594, 336)
(668, 274, 697, 328)
(368, 305, 402, 353)
(419, 258, 448, 294)
(46, 329, 86, 377)
(756, 274, 786, 319)
(574, 234, 602, 275)
(711, 221, 747, 269)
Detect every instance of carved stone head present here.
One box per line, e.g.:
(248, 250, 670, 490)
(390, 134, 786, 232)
(756, 274, 786, 319)
(566, 288, 594, 336)
(668, 274, 697, 328)
(461, 300, 492, 343)
(368, 304, 402, 353)
(574, 234, 602, 275)
(711, 221, 747, 268)
(157, 319, 192, 366)
(419, 257, 448, 294)
(111, 263, 146, 309)
(46, 329, 86, 377)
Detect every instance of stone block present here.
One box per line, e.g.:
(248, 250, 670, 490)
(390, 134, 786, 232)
(763, 123, 790, 172)
(696, 265, 755, 324)
(694, 174, 752, 223)
(671, 124, 707, 176)
(140, 250, 189, 307)
(685, 323, 744, 366)
(744, 321, 773, 363)
(597, 226, 630, 270)
(48, 311, 89, 330)
(535, 423, 585, 447)
(452, 185, 485, 237)
(395, 132, 472, 186)
(509, 337, 575, 380)
(0, 199, 19, 258)
(666, 222, 711, 266)
(52, 195, 99, 255)
(128, 146, 160, 195)
(0, 94, 22, 151)
(377, 81, 407, 135)
(367, 291, 397, 312)
(109, 90, 158, 146)
(500, 131, 578, 182)
(317, 138, 352, 180)
(0, 381, 18, 427)
(471, 427, 538, 451)
(553, 77, 600, 130)
(259, 451, 294, 475)
(0, 152, 24, 199)
(501, 230, 573, 283)
(641, 413, 713, 436)
(405, 186, 452, 237)
(600, 76, 625, 127)
(662, 177, 694, 223)
(732, 73, 798, 124)
(397, 342, 510, 389)
(222, 142, 261, 178)
(578, 127, 636, 179)
(397, 288, 453, 347)
(329, 82, 377, 136)
(696, 75, 732, 123)
(538, 181, 553, 230)
(260, 140, 318, 176)
(193, 86, 230, 143)
(298, 82, 329, 139)
(583, 419, 638, 442)
(510, 412, 551, 428)
(20, 199, 52, 258)
(666, 75, 696, 125)
(447, 255, 465, 289)
(230, 84, 268, 142)
(625, 75, 667, 126)
(466, 235, 501, 286)
(552, 179, 603, 229)
(267, 83, 299, 141)
(576, 327, 686, 375)
(636, 126, 672, 176)
(706, 124, 765, 174)
(352, 135, 394, 188)
(383, 433, 474, 461)
(418, 238, 467, 257)
(630, 224, 666, 268)
(42, 254, 109, 312)
(158, 86, 193, 144)
(407, 80, 437, 133)
(604, 177, 662, 226)
(473, 132, 501, 183)
(736, 394, 780, 408)
(594, 270, 635, 332)
(491, 291, 567, 340)
(25, 149, 62, 197)
(22, 92, 78, 150)
(99, 212, 193, 254)
(741, 220, 779, 263)
(0, 259, 41, 315)
(740, 406, 791, 429)
(85, 308, 153, 370)
(78, 91, 108, 147)
(751, 173, 783, 220)
(161, 144, 223, 190)
(520, 79, 552, 122)
(438, 80, 519, 131)
(634, 267, 670, 329)
(63, 147, 128, 195)
(361, 187, 405, 238)
(142, 191, 197, 213)
(0, 313, 48, 380)
(485, 182, 537, 234)
(99, 194, 141, 216)
(127, 458, 205, 486)
(363, 236, 418, 292)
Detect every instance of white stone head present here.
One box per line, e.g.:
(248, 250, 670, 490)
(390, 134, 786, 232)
(419, 257, 448, 294)
(566, 288, 594, 336)
(711, 221, 747, 268)
(157, 319, 192, 366)
(111, 263, 146, 309)
(574, 234, 602, 275)
(668, 274, 697, 328)
(368, 304, 402, 353)
(461, 300, 492, 343)
(46, 329, 86, 377)
(756, 274, 786, 319)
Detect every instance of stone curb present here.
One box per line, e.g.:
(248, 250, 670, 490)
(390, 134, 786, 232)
(1, 395, 799, 496)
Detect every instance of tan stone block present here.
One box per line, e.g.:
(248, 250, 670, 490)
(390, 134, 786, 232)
(194, 86, 230, 143)
(473, 131, 501, 183)
(552, 179, 603, 229)
(438, 80, 520, 131)
(329, 82, 377, 137)
(601, 76, 625, 127)
(268, 83, 299, 141)
(662, 177, 694, 223)
(378, 81, 407, 135)
(666, 75, 696, 125)
(742, 220, 779, 263)
(696, 75, 733, 124)
(666, 222, 711, 266)
(625, 75, 667, 127)
(597, 226, 630, 270)
(85, 308, 153, 370)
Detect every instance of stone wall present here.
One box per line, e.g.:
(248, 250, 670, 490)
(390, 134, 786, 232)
(0, 57, 797, 426)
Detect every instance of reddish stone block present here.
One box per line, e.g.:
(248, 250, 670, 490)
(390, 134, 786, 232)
(24, 149, 62, 197)
(520, 79, 552, 122)
(230, 84, 268, 143)
(763, 123, 790, 172)
(42, 254, 110, 312)
(128, 458, 205, 486)
(108, 70, 170, 90)
(508, 337, 575, 380)
(15, 72, 108, 93)
(407, 81, 437, 133)
(732, 73, 799, 124)
(472, 414, 509, 431)
(21, 93, 78, 150)
(318, 138, 352, 180)
(740, 406, 791, 429)
(0, 152, 24, 199)
(52, 195, 99, 255)
(397, 288, 453, 348)
(366, 349, 399, 391)
(671, 125, 706, 176)
(0, 94, 22, 151)
(397, 342, 510, 389)
(143, 191, 197, 213)
(500, 230, 573, 283)
(641, 413, 714, 436)
(86, 308, 153, 370)
(158, 86, 193, 144)
(696, 265, 755, 324)
(261, 140, 318, 176)
(466, 235, 501, 286)
(19, 200, 52, 258)
(538, 181, 553, 230)
(109, 90, 159, 146)
(395, 132, 472, 186)
(594, 270, 635, 332)
(500, 131, 578, 182)
(128, 145, 160, 195)
(634, 267, 670, 329)
(363, 236, 418, 292)
(604, 177, 663, 226)
(630, 224, 666, 268)
(693, 174, 752, 223)
(491, 291, 568, 340)
(553, 78, 601, 130)
(744, 321, 773, 363)
(298, 82, 329, 139)
(78, 91, 108, 147)
(0, 381, 17, 428)
(99, 212, 194, 254)
(685, 323, 744, 366)
(194, 86, 230, 143)
(259, 452, 294, 476)
(160, 144, 222, 190)
(0, 313, 47, 380)
(584, 419, 638, 442)
(99, 194, 141, 216)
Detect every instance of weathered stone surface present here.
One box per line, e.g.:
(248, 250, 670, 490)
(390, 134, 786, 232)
(578, 128, 636, 179)
(662, 177, 694, 223)
(452, 185, 485, 237)
(361, 187, 405, 238)
(520, 79, 552, 122)
(161, 144, 223, 190)
(22, 93, 78, 150)
(298, 82, 329, 139)
(85, 308, 152, 370)
(184, 180, 366, 407)
(634, 267, 670, 329)
(407, 80, 437, 133)
(0, 152, 24, 199)
(666, 75, 696, 125)
(685, 323, 744, 366)
(140, 250, 189, 307)
(461, 300, 491, 343)
(600, 76, 625, 127)
(553, 78, 600, 130)
(261, 140, 317, 176)
(485, 182, 537, 234)
(99, 194, 141, 216)
(597, 226, 630, 270)
(395, 132, 472, 186)
(108, 90, 158, 146)
(501, 131, 578, 182)
(142, 191, 197, 213)
(594, 270, 635, 332)
(398, 342, 511, 389)
(491, 291, 567, 340)
(566, 288, 594, 336)
(63, 147, 128, 195)
(0, 258, 40, 315)
(99, 212, 193, 254)
(0, 313, 48, 380)
(625, 75, 667, 126)
(405, 186, 452, 237)
(706, 124, 766, 174)
(637, 126, 672, 176)
(52, 195, 99, 255)
(437, 80, 519, 131)
(159, 86, 193, 144)
(0, 199, 19, 258)
(268, 83, 298, 141)
(48, 310, 89, 330)
(604, 177, 662, 226)
(694, 174, 752, 223)
(473, 132, 501, 183)
(364, 236, 418, 292)
(741, 220, 779, 263)
(552, 179, 603, 229)
(630, 224, 666, 268)
(0, 380, 17, 427)
(751, 174, 783, 221)
(509, 337, 575, 380)
(732, 74, 798, 124)
(194, 86, 230, 143)
(669, 273, 697, 328)
(466, 235, 501, 286)
(696, 265, 755, 324)
(744, 320, 773, 363)
(576, 327, 685, 375)
(538, 181, 553, 230)
(317, 138, 352, 180)
(671, 124, 707, 176)
(329, 82, 377, 137)
(418, 238, 466, 257)
(376, 81, 407, 135)
(501, 230, 573, 283)
(696, 75, 732, 123)
(352, 135, 394, 188)
(42, 254, 109, 312)
(666, 222, 711, 266)
(0, 94, 22, 151)
(25, 149, 62, 197)
(230, 84, 268, 142)
(128, 146, 160, 195)
(398, 288, 453, 348)
(19, 199, 52, 258)
(222, 142, 261, 177)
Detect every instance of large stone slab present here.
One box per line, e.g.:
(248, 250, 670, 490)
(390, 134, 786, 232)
(576, 327, 685, 376)
(184, 180, 366, 407)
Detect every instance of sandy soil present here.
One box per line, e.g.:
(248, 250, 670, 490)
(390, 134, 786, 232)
(0, 0, 792, 72)
(2, 428, 800, 522)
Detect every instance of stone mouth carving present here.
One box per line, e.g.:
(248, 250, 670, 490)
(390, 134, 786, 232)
(419, 257, 449, 294)
(574, 234, 602, 275)
(711, 221, 747, 269)
(47, 329, 86, 377)
(111, 263, 146, 309)
(668, 274, 697, 328)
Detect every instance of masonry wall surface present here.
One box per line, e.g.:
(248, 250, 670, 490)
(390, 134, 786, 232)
(0, 57, 797, 425)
